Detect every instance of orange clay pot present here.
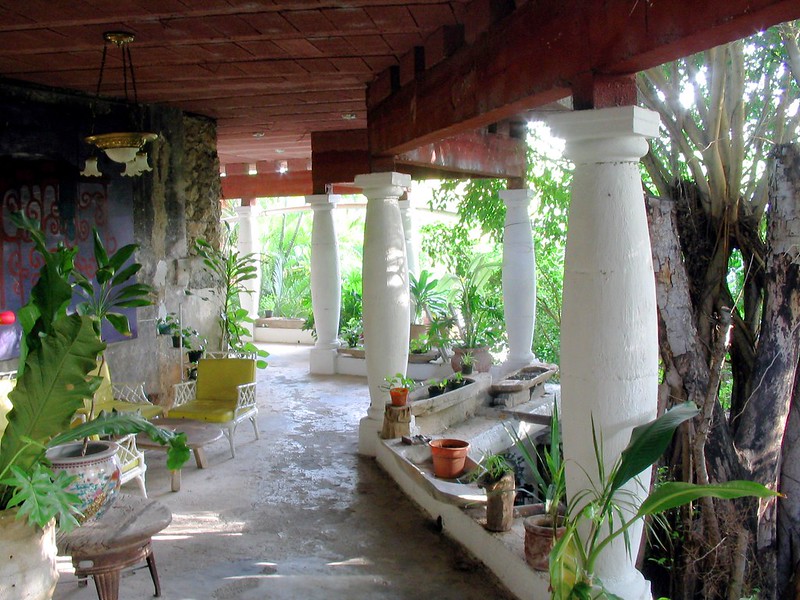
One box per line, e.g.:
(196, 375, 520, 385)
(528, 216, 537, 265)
(389, 387, 409, 407)
(429, 438, 470, 478)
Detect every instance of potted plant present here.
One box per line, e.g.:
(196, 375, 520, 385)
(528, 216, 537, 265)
(0, 214, 191, 598)
(429, 438, 470, 478)
(427, 378, 448, 398)
(445, 256, 505, 373)
(445, 372, 467, 391)
(471, 453, 516, 532)
(549, 403, 778, 598)
(340, 317, 363, 349)
(156, 313, 179, 336)
(507, 402, 566, 570)
(381, 373, 416, 407)
(459, 350, 474, 375)
(409, 269, 449, 340)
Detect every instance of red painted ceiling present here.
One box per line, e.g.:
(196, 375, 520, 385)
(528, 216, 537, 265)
(0, 1, 471, 165)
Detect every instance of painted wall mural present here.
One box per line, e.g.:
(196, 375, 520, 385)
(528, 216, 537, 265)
(0, 158, 138, 361)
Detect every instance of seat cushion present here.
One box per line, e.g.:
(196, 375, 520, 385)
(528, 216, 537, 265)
(169, 400, 237, 423)
(195, 359, 256, 403)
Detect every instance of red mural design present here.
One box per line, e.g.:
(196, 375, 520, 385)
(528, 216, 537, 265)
(0, 159, 136, 360)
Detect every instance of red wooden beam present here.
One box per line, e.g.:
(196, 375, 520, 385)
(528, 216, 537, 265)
(368, 0, 800, 156)
(221, 170, 312, 199)
(395, 131, 526, 179)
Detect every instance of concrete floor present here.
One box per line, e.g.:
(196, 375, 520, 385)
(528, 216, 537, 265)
(53, 343, 512, 600)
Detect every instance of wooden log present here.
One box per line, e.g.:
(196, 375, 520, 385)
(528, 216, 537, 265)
(381, 404, 412, 439)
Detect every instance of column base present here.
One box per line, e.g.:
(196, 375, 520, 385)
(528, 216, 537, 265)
(491, 353, 536, 379)
(601, 568, 652, 600)
(309, 347, 338, 374)
(358, 415, 382, 456)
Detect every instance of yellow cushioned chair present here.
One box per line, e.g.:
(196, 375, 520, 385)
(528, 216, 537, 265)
(0, 371, 16, 439)
(75, 362, 164, 421)
(169, 356, 258, 458)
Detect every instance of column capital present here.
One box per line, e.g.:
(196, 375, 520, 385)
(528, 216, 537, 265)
(547, 106, 660, 164)
(499, 188, 533, 209)
(234, 204, 260, 218)
(306, 194, 338, 211)
(355, 172, 411, 200)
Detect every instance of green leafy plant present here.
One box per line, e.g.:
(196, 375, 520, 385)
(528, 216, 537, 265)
(409, 334, 431, 354)
(460, 351, 474, 368)
(381, 373, 416, 391)
(156, 313, 180, 336)
(0, 213, 190, 532)
(550, 403, 779, 599)
(470, 453, 514, 485)
(446, 255, 505, 351)
(340, 317, 363, 348)
(507, 401, 565, 525)
(194, 235, 268, 369)
(409, 269, 449, 324)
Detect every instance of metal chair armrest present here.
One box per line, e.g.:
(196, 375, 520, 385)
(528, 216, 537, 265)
(235, 382, 257, 410)
(112, 382, 152, 405)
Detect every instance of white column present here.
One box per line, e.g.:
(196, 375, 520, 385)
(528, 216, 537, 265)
(308, 194, 341, 375)
(398, 191, 419, 278)
(500, 188, 536, 371)
(549, 106, 660, 600)
(235, 204, 261, 339)
(357, 172, 412, 456)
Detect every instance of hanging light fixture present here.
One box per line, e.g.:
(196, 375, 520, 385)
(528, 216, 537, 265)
(82, 31, 157, 177)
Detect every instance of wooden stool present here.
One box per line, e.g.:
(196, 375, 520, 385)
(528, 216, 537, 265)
(381, 403, 412, 439)
(58, 495, 172, 600)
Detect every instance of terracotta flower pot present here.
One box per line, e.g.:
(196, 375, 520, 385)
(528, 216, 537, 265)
(523, 510, 566, 571)
(389, 387, 409, 407)
(45, 440, 121, 522)
(429, 438, 470, 478)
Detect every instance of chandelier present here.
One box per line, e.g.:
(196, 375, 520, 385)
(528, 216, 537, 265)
(81, 32, 158, 178)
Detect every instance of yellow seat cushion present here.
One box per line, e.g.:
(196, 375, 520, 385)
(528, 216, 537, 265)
(120, 456, 142, 473)
(195, 359, 256, 402)
(170, 400, 236, 423)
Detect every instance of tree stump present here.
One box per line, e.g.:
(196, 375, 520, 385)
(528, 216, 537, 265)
(381, 404, 411, 439)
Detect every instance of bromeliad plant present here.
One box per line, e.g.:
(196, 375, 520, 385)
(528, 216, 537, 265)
(549, 403, 778, 599)
(0, 213, 190, 532)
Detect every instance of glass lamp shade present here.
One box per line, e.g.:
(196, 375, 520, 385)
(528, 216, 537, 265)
(122, 160, 143, 177)
(105, 146, 140, 163)
(133, 151, 152, 172)
(80, 157, 102, 177)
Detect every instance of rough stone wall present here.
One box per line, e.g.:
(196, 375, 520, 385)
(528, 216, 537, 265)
(0, 82, 222, 404)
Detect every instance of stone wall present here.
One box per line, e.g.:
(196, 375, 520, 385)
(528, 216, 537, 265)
(0, 81, 222, 403)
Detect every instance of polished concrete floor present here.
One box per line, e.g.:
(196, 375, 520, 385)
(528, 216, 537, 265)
(53, 343, 511, 600)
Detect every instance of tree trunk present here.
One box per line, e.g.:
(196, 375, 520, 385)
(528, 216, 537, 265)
(769, 144, 800, 597)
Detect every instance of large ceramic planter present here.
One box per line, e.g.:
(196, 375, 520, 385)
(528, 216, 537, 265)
(451, 346, 492, 373)
(480, 472, 516, 532)
(429, 438, 470, 478)
(523, 508, 566, 571)
(0, 510, 58, 600)
(45, 440, 120, 522)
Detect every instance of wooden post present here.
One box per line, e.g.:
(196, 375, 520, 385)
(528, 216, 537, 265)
(381, 404, 412, 439)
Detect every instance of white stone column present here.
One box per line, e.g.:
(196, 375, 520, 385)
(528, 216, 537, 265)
(398, 191, 419, 278)
(500, 188, 536, 371)
(307, 194, 341, 375)
(357, 172, 412, 456)
(235, 204, 261, 339)
(548, 106, 660, 600)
